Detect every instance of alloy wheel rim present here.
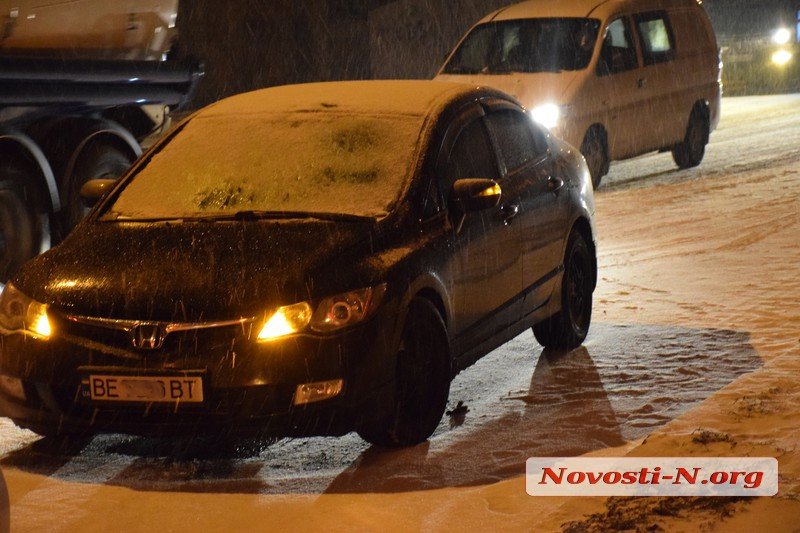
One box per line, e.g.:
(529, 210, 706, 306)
(567, 249, 590, 330)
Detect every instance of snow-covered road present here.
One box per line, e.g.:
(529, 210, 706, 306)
(2, 94, 800, 531)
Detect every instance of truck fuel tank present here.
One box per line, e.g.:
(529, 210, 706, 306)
(1, 0, 179, 61)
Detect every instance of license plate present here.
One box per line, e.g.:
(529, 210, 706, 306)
(88, 375, 204, 403)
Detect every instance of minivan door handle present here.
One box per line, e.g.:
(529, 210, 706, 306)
(499, 204, 519, 225)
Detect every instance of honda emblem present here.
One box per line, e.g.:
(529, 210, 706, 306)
(131, 324, 165, 350)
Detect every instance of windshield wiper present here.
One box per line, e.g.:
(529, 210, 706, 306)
(487, 67, 519, 74)
(102, 210, 375, 224)
(194, 210, 375, 223)
(444, 66, 480, 75)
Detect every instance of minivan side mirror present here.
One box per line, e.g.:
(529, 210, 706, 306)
(80, 179, 118, 208)
(450, 179, 502, 212)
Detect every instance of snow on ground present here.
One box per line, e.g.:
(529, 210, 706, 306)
(2, 94, 800, 531)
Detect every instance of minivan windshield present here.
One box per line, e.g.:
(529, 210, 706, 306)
(103, 111, 427, 221)
(442, 18, 601, 74)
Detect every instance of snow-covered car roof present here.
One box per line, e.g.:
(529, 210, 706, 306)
(200, 80, 482, 120)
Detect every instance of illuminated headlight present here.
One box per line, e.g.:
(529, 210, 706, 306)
(531, 103, 562, 129)
(0, 284, 52, 340)
(257, 301, 313, 342)
(772, 49, 793, 66)
(772, 28, 791, 45)
(256, 284, 386, 342)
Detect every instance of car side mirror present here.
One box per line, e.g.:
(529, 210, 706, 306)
(450, 179, 502, 212)
(80, 179, 118, 208)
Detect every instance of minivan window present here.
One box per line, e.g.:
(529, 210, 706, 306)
(485, 110, 546, 172)
(598, 17, 638, 75)
(443, 18, 601, 75)
(634, 12, 676, 65)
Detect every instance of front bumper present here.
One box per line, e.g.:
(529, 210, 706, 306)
(0, 304, 400, 438)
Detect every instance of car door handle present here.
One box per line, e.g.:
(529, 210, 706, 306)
(499, 204, 519, 225)
(547, 175, 564, 193)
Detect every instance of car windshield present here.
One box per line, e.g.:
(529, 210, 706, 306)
(443, 18, 601, 74)
(103, 111, 427, 221)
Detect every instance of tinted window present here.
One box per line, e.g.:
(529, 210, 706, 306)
(444, 119, 499, 191)
(443, 18, 601, 74)
(634, 12, 675, 65)
(485, 110, 545, 172)
(598, 18, 638, 75)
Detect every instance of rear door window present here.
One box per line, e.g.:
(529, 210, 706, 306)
(598, 17, 639, 75)
(634, 12, 676, 65)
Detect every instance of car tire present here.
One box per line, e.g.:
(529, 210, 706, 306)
(0, 162, 43, 282)
(533, 230, 593, 350)
(358, 297, 451, 447)
(580, 127, 609, 189)
(63, 140, 133, 232)
(672, 110, 709, 170)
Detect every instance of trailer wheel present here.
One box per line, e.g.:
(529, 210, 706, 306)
(0, 163, 42, 282)
(63, 141, 133, 232)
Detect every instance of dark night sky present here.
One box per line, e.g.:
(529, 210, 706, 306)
(704, 0, 798, 39)
(176, 0, 800, 107)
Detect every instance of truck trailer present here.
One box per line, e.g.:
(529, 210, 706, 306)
(0, 0, 201, 282)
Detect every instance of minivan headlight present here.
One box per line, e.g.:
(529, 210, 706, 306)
(531, 103, 562, 129)
(256, 284, 386, 342)
(0, 284, 52, 339)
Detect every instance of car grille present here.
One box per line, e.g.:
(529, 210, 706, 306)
(50, 313, 257, 355)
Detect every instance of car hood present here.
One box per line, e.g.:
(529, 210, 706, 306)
(434, 71, 578, 109)
(14, 219, 380, 322)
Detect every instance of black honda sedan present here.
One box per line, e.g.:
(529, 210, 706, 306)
(0, 81, 596, 447)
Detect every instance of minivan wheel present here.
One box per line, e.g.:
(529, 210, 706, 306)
(533, 231, 593, 350)
(358, 298, 451, 447)
(580, 128, 608, 189)
(672, 111, 709, 169)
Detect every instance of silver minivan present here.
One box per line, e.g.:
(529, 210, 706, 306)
(435, 0, 721, 187)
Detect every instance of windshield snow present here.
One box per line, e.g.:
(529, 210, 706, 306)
(104, 111, 427, 220)
(443, 18, 600, 75)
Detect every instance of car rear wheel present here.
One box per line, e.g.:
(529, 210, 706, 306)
(533, 230, 593, 350)
(0, 161, 43, 283)
(672, 110, 709, 169)
(580, 127, 609, 189)
(63, 140, 133, 232)
(358, 297, 451, 447)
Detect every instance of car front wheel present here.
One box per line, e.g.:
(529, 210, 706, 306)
(358, 297, 451, 447)
(533, 230, 594, 350)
